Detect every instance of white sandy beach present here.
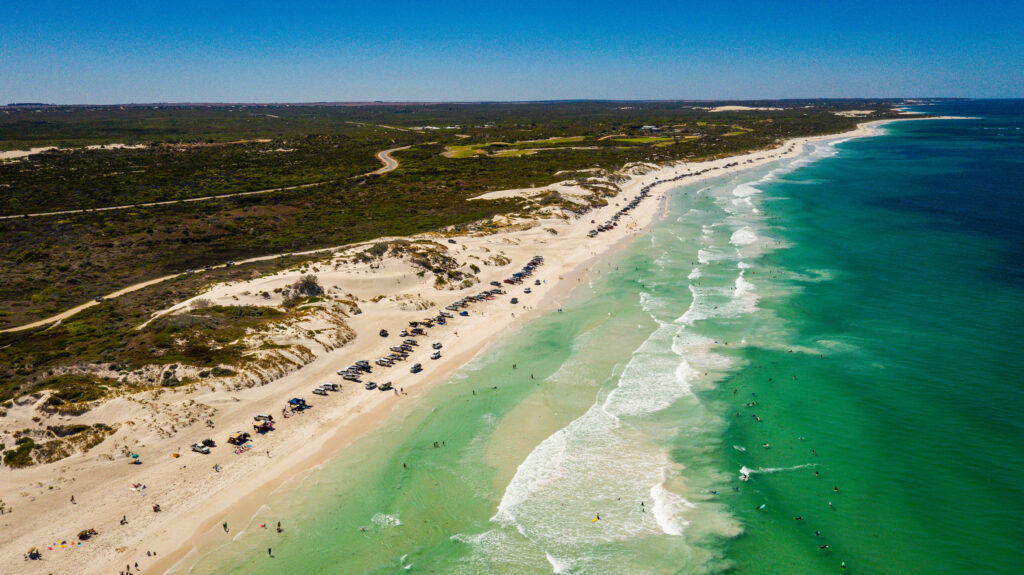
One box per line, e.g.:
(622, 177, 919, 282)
(0, 119, 921, 574)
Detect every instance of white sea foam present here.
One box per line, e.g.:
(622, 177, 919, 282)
(697, 247, 733, 264)
(672, 331, 732, 373)
(492, 320, 712, 559)
(732, 183, 761, 198)
(740, 463, 816, 480)
(546, 552, 576, 574)
(731, 196, 754, 209)
(730, 227, 758, 246)
(676, 272, 758, 326)
(371, 512, 402, 527)
(650, 480, 694, 536)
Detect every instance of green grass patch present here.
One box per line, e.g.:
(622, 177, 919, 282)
(510, 136, 586, 148)
(42, 374, 114, 405)
(3, 436, 35, 468)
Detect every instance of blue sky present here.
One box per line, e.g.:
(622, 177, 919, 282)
(1, 1, 1021, 103)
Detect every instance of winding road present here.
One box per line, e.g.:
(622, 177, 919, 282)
(0, 145, 410, 221)
(367, 145, 411, 176)
(0, 146, 412, 333)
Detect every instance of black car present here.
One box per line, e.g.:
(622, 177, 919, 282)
(410, 363, 423, 373)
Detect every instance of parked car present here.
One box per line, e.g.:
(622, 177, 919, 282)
(227, 431, 251, 445)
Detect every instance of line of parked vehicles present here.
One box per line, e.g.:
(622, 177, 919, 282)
(588, 186, 652, 238)
(195, 255, 547, 457)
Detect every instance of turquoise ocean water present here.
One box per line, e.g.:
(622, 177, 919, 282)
(183, 101, 1024, 574)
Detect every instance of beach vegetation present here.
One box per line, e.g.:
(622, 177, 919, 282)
(3, 436, 36, 468)
(0, 100, 908, 390)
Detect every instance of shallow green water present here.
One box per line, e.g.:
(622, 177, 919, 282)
(185, 101, 1024, 574)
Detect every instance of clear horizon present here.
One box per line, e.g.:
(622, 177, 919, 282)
(3, 0, 1022, 105)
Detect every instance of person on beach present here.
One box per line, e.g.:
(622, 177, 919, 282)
(223, 521, 229, 533)
(268, 548, 273, 557)
(277, 521, 282, 533)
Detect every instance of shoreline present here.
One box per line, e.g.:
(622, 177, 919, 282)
(1, 117, 948, 574)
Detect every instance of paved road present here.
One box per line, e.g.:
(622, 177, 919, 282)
(367, 145, 411, 175)
(0, 145, 410, 221)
